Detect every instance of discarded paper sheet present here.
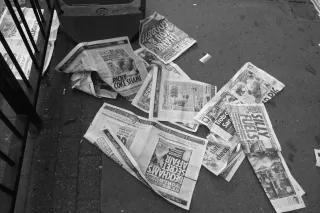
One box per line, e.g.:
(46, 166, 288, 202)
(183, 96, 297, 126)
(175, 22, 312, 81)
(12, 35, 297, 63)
(195, 62, 284, 141)
(139, 12, 196, 64)
(56, 37, 148, 100)
(247, 151, 305, 213)
(84, 103, 207, 210)
(132, 48, 199, 132)
(150, 66, 216, 123)
(226, 103, 281, 154)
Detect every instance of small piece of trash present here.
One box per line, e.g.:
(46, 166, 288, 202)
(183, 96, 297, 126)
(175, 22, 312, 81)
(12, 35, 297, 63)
(315, 149, 320, 167)
(193, 3, 197, 6)
(120, 210, 124, 213)
(62, 88, 66, 95)
(199, 53, 212, 63)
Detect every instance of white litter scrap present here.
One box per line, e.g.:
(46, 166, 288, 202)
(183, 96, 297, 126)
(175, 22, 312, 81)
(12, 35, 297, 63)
(199, 53, 212, 63)
(315, 149, 320, 167)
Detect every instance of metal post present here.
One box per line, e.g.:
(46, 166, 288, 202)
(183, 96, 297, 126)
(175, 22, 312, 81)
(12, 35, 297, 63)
(0, 54, 42, 130)
(3, 0, 41, 70)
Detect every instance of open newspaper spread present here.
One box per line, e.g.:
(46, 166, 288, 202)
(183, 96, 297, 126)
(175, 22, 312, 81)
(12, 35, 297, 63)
(56, 37, 148, 100)
(132, 48, 199, 132)
(226, 103, 281, 154)
(150, 66, 216, 123)
(195, 62, 285, 141)
(139, 12, 196, 64)
(84, 103, 207, 210)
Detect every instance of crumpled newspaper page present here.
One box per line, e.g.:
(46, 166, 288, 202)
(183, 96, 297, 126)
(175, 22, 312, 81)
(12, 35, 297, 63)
(139, 12, 196, 64)
(56, 37, 148, 100)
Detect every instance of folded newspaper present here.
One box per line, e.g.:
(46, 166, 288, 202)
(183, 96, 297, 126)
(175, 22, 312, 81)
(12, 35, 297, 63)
(195, 62, 285, 141)
(139, 12, 196, 64)
(149, 65, 217, 123)
(226, 103, 281, 154)
(0, 7, 60, 79)
(132, 48, 199, 132)
(56, 37, 148, 100)
(247, 151, 305, 213)
(84, 103, 207, 210)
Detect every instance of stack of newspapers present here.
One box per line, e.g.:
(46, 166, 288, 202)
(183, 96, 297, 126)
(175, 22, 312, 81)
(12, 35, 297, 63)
(56, 12, 305, 212)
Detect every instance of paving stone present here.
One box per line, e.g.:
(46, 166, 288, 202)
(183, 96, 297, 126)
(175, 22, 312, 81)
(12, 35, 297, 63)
(77, 155, 102, 200)
(79, 139, 101, 156)
(77, 199, 100, 213)
(55, 137, 80, 178)
(53, 177, 77, 213)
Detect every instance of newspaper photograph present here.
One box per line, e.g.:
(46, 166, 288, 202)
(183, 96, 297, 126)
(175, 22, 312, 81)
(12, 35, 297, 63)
(0, 8, 59, 79)
(247, 151, 305, 213)
(195, 89, 240, 141)
(227, 62, 285, 104)
(226, 103, 281, 154)
(139, 12, 196, 64)
(202, 133, 239, 176)
(150, 67, 216, 123)
(84, 103, 207, 210)
(56, 37, 148, 100)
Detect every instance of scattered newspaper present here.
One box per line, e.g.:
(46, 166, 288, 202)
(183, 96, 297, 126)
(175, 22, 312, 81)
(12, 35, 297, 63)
(0, 8, 60, 79)
(315, 149, 320, 167)
(195, 62, 285, 141)
(219, 145, 245, 182)
(226, 103, 281, 154)
(149, 66, 217, 123)
(202, 133, 239, 176)
(84, 103, 207, 210)
(56, 37, 148, 100)
(247, 151, 305, 213)
(70, 72, 117, 99)
(139, 12, 196, 64)
(132, 48, 199, 132)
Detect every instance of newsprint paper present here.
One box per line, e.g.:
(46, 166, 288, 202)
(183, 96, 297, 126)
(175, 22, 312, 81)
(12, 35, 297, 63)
(139, 12, 196, 64)
(84, 103, 207, 210)
(247, 151, 305, 213)
(150, 66, 216, 123)
(195, 62, 285, 141)
(226, 103, 281, 154)
(56, 37, 148, 100)
(132, 48, 199, 132)
(202, 134, 239, 176)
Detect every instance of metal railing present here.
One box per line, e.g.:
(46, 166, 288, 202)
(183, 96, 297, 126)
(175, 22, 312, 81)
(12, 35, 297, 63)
(0, 0, 56, 212)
